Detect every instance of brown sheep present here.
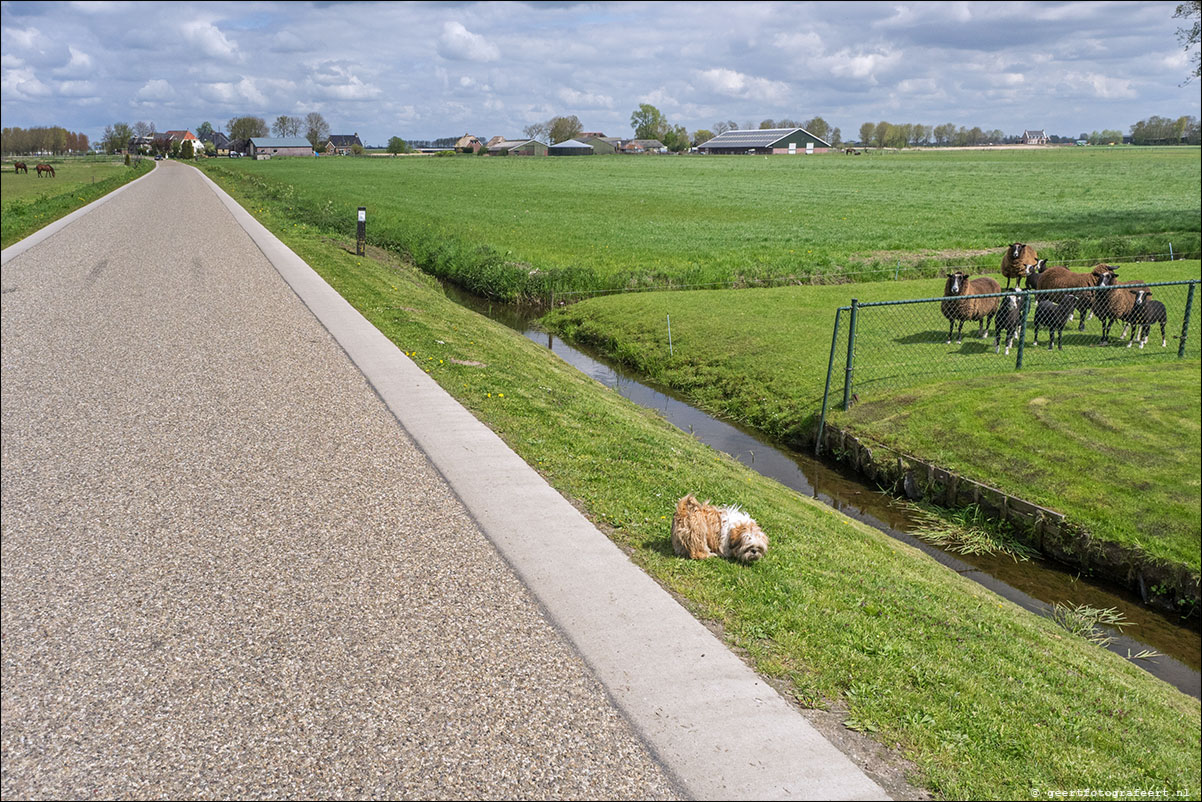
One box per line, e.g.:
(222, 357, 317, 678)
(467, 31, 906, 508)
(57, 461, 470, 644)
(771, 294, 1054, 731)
(1034, 263, 1117, 331)
(1001, 243, 1038, 289)
(942, 271, 1001, 344)
(1093, 274, 1140, 345)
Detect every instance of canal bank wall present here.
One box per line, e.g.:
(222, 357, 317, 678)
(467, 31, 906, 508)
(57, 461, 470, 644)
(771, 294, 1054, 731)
(820, 425, 1201, 620)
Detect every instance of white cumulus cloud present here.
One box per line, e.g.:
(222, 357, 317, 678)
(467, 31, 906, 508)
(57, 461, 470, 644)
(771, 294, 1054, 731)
(182, 20, 239, 61)
(437, 21, 500, 62)
(696, 68, 789, 103)
(135, 78, 174, 101)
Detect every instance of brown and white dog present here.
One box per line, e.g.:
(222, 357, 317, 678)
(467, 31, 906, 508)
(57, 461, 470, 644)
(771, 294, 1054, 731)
(670, 494, 768, 563)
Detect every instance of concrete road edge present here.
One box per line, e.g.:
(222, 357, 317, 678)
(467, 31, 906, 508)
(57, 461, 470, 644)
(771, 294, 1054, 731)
(192, 166, 889, 802)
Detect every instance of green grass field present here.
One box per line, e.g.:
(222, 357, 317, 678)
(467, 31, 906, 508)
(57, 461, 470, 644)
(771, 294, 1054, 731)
(199, 147, 1201, 301)
(1, 157, 151, 248)
(177, 169, 1202, 797)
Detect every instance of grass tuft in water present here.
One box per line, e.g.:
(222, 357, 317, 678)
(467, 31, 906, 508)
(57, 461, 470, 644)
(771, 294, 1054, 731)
(908, 502, 1039, 562)
(1052, 602, 1129, 647)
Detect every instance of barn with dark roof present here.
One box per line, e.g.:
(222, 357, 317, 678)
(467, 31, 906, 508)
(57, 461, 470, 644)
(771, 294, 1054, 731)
(697, 127, 831, 155)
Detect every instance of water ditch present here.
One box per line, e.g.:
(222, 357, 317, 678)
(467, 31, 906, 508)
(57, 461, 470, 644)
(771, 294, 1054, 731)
(441, 283, 1201, 699)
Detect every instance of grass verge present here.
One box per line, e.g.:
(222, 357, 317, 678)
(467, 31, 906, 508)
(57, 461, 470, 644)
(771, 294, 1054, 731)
(1, 157, 152, 248)
(201, 163, 1200, 801)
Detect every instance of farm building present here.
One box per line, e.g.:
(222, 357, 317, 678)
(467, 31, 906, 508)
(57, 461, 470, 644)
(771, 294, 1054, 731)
(485, 138, 548, 156)
(325, 134, 363, 155)
(697, 127, 831, 155)
(548, 138, 594, 156)
(210, 131, 231, 156)
(583, 136, 619, 155)
(1022, 129, 1049, 145)
(622, 139, 666, 153)
(249, 137, 314, 158)
(454, 134, 484, 153)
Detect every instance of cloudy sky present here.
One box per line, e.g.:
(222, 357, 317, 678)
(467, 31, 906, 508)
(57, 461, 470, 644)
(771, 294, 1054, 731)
(2, 0, 1198, 146)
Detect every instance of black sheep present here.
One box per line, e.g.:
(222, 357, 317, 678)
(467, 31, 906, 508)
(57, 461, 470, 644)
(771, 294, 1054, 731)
(1128, 290, 1168, 348)
(993, 290, 1025, 355)
(1033, 293, 1076, 350)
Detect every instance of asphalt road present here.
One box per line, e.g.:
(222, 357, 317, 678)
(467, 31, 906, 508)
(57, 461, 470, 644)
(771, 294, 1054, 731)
(1, 161, 886, 801)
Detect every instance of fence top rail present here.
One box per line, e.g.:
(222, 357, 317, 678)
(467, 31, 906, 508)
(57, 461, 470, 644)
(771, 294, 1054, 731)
(839, 279, 1201, 310)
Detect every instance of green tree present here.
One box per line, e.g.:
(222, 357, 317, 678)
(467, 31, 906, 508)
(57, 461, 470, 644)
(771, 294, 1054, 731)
(180, 139, 195, 159)
(872, 121, 892, 149)
(630, 103, 669, 140)
(803, 116, 831, 142)
(103, 122, 133, 154)
(228, 115, 268, 140)
(1175, 1, 1201, 81)
(662, 124, 690, 152)
(304, 112, 329, 150)
(387, 136, 409, 154)
(693, 129, 715, 145)
(858, 121, 875, 146)
(548, 115, 583, 144)
(196, 121, 214, 143)
(350, 143, 364, 156)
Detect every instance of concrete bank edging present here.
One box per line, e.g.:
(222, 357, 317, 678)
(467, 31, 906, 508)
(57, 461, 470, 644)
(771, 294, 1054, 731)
(821, 425, 1201, 613)
(191, 166, 887, 802)
(1, 161, 157, 266)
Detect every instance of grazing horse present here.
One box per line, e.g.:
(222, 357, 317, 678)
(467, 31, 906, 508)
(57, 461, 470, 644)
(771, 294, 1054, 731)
(36, 163, 55, 178)
(14, 161, 28, 174)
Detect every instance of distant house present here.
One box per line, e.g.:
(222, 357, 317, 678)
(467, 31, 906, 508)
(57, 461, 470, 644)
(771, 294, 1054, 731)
(325, 133, 363, 155)
(163, 130, 202, 149)
(227, 138, 252, 157)
(210, 131, 230, 156)
(622, 138, 667, 154)
(249, 136, 314, 159)
(578, 131, 607, 139)
(454, 134, 483, 153)
(485, 138, 548, 156)
(697, 127, 831, 155)
(1022, 130, 1049, 145)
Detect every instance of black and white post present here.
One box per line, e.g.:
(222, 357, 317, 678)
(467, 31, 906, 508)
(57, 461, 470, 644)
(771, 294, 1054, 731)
(356, 206, 366, 256)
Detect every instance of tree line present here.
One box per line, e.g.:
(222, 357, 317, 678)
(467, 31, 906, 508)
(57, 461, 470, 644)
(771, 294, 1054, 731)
(95, 113, 335, 155)
(2, 126, 90, 156)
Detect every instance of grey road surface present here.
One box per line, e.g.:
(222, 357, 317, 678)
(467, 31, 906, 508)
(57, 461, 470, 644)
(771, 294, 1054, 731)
(1, 163, 679, 799)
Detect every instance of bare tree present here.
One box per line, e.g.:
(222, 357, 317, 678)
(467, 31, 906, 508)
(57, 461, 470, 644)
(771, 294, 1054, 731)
(1176, 1, 1201, 82)
(272, 115, 302, 137)
(304, 112, 330, 150)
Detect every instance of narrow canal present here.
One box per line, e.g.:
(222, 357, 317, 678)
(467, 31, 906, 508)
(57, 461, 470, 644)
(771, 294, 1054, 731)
(443, 285, 1201, 699)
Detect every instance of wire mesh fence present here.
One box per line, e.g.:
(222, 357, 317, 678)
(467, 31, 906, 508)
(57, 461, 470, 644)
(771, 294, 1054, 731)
(816, 280, 1199, 451)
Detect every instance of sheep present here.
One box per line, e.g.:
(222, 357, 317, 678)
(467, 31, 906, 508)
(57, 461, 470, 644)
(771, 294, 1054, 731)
(1032, 293, 1076, 350)
(1001, 243, 1038, 289)
(942, 271, 1001, 345)
(1092, 271, 1138, 345)
(1035, 263, 1117, 330)
(1023, 258, 1049, 290)
(1128, 289, 1168, 348)
(993, 289, 1025, 355)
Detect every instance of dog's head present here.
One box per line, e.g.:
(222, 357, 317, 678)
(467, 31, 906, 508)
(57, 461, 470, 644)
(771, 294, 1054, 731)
(727, 520, 768, 563)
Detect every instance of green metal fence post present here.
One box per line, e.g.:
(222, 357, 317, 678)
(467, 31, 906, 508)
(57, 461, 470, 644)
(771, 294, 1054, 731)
(842, 299, 859, 411)
(1015, 290, 1032, 370)
(1179, 281, 1196, 359)
(815, 307, 845, 457)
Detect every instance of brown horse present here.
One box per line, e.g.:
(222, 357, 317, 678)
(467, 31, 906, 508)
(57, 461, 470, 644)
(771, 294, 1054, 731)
(36, 163, 55, 178)
(14, 161, 28, 174)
